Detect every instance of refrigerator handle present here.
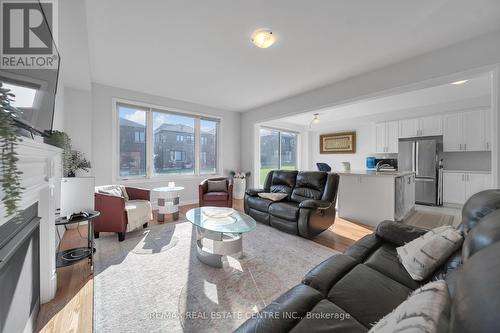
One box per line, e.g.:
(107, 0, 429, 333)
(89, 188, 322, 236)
(415, 141, 419, 176)
(411, 141, 416, 172)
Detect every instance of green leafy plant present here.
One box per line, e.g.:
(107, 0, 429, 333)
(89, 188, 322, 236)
(44, 130, 91, 177)
(0, 83, 23, 217)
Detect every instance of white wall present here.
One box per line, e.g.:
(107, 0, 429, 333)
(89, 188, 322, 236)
(309, 123, 382, 172)
(91, 83, 241, 204)
(241, 30, 500, 187)
(52, 76, 65, 131)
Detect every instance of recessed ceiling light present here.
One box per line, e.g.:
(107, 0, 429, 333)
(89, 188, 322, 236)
(251, 29, 275, 49)
(451, 80, 468, 85)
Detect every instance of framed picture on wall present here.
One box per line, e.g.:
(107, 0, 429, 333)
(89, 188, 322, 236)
(319, 131, 356, 154)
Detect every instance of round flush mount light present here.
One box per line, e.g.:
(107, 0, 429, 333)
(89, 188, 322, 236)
(251, 29, 276, 48)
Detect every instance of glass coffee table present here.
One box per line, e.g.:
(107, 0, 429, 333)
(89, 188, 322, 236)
(186, 207, 256, 268)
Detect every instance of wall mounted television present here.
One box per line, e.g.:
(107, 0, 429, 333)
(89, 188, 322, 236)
(0, 1, 60, 136)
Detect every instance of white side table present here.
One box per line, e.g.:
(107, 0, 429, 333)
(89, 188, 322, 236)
(152, 186, 184, 222)
(233, 178, 246, 200)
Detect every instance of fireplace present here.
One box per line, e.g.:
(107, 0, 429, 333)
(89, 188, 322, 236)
(0, 203, 40, 333)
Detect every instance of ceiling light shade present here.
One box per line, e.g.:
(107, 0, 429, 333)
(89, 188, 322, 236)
(451, 80, 468, 85)
(251, 29, 275, 48)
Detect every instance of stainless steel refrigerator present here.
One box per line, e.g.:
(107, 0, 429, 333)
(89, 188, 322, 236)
(398, 137, 442, 205)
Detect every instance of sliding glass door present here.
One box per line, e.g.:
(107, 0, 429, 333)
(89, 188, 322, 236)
(259, 128, 298, 185)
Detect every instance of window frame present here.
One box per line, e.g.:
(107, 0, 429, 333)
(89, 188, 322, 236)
(113, 98, 222, 182)
(258, 126, 300, 186)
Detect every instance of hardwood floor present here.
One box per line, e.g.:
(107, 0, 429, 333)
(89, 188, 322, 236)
(36, 199, 372, 333)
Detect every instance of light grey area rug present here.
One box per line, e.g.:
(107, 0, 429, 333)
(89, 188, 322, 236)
(93, 220, 337, 333)
(403, 210, 455, 230)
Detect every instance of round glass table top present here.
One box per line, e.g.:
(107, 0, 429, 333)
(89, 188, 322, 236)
(152, 186, 185, 192)
(186, 207, 256, 234)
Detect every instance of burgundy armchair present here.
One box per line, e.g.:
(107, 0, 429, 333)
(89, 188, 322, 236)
(199, 177, 233, 207)
(94, 186, 151, 241)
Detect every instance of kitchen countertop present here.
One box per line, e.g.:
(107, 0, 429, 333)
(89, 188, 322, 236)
(336, 170, 415, 177)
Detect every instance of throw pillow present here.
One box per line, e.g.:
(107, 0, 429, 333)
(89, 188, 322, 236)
(207, 180, 227, 192)
(258, 192, 288, 201)
(369, 280, 450, 333)
(99, 185, 124, 198)
(119, 185, 129, 201)
(397, 226, 463, 281)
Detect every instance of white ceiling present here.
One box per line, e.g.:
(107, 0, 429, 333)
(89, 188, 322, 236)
(279, 74, 491, 129)
(84, 0, 500, 111)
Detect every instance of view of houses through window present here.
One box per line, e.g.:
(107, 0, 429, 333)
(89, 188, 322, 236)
(118, 103, 219, 178)
(259, 127, 298, 185)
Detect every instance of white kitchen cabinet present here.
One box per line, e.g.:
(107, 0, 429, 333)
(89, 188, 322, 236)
(443, 113, 462, 152)
(466, 173, 491, 201)
(443, 171, 492, 205)
(386, 121, 399, 153)
(462, 110, 484, 151)
(420, 115, 443, 136)
(399, 115, 442, 138)
(484, 109, 492, 151)
(375, 123, 386, 153)
(443, 109, 491, 152)
(443, 172, 465, 204)
(339, 172, 415, 226)
(375, 121, 398, 153)
(399, 118, 418, 138)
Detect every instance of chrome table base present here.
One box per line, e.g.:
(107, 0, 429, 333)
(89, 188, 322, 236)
(195, 226, 243, 268)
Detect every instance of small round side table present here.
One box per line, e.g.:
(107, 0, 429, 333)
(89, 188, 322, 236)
(55, 210, 100, 269)
(152, 186, 184, 222)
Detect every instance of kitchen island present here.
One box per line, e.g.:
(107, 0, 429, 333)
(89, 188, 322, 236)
(337, 170, 416, 227)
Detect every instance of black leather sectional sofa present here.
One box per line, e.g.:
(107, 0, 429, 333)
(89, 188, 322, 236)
(236, 189, 500, 333)
(244, 170, 339, 238)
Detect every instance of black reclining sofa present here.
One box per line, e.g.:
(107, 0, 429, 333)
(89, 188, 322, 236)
(244, 170, 340, 238)
(236, 189, 500, 333)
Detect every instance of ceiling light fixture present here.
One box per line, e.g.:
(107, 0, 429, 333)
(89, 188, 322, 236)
(251, 29, 275, 48)
(309, 113, 320, 127)
(451, 80, 468, 85)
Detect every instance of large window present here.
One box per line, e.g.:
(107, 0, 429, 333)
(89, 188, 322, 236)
(119, 106, 147, 177)
(200, 119, 219, 174)
(117, 102, 220, 179)
(153, 112, 195, 175)
(259, 128, 298, 185)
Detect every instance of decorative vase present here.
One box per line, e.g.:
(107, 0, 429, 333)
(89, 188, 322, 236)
(233, 178, 246, 200)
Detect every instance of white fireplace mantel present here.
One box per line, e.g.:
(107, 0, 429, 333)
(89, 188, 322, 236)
(0, 137, 62, 303)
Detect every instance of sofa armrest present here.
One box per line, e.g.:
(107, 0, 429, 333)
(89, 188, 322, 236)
(302, 254, 358, 296)
(375, 220, 427, 247)
(245, 188, 265, 197)
(125, 187, 150, 201)
(299, 199, 332, 210)
(234, 284, 323, 333)
(94, 193, 127, 233)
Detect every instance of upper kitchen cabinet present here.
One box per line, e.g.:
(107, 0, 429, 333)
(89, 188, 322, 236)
(443, 109, 491, 152)
(399, 115, 442, 138)
(375, 121, 398, 153)
(420, 115, 443, 136)
(399, 118, 418, 138)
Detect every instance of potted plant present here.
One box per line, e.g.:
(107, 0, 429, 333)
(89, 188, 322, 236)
(44, 131, 94, 225)
(229, 171, 251, 200)
(0, 83, 23, 217)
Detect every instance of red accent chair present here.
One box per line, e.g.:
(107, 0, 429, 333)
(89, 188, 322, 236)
(199, 177, 233, 207)
(94, 186, 151, 241)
